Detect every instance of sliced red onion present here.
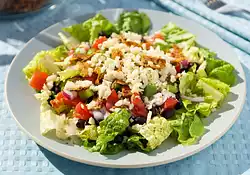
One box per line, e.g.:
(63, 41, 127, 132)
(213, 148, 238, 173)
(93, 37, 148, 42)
(92, 110, 104, 121)
(104, 111, 110, 119)
(181, 95, 205, 102)
(181, 60, 189, 68)
(63, 90, 77, 100)
(100, 107, 107, 115)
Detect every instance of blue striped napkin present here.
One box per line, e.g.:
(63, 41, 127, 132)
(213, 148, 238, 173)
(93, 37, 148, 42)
(153, 0, 250, 55)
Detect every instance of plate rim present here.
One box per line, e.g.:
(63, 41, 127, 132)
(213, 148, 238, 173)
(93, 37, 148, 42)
(4, 8, 247, 168)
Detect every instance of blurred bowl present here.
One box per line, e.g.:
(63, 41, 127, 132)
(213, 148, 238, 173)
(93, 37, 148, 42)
(0, 0, 65, 19)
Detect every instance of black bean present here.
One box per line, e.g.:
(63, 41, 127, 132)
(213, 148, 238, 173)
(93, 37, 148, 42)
(175, 100, 183, 110)
(93, 117, 103, 126)
(175, 92, 181, 100)
(134, 117, 147, 125)
(98, 31, 110, 37)
(76, 119, 87, 129)
(151, 106, 161, 117)
(140, 139, 148, 148)
(114, 135, 123, 144)
(161, 109, 175, 119)
(51, 82, 61, 94)
(129, 116, 147, 125)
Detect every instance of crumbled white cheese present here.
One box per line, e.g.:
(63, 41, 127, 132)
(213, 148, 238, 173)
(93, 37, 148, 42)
(115, 98, 131, 107)
(104, 70, 125, 82)
(145, 89, 175, 109)
(122, 31, 142, 43)
(88, 117, 96, 125)
(97, 80, 112, 99)
(45, 74, 57, 90)
(170, 75, 176, 83)
(147, 111, 152, 124)
(88, 68, 93, 76)
(87, 100, 98, 110)
(64, 80, 92, 91)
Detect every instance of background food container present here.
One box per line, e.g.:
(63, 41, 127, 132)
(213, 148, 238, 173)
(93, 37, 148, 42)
(0, 0, 64, 18)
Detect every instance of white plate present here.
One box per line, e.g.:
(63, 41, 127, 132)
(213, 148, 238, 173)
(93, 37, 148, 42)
(5, 9, 246, 168)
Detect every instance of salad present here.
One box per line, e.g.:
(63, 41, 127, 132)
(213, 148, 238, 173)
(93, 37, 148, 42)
(23, 11, 236, 155)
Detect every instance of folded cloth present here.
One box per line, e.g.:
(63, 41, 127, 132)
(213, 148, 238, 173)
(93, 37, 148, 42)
(153, 0, 250, 54)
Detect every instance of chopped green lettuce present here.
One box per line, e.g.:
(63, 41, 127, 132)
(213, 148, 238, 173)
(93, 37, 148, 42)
(172, 113, 204, 145)
(115, 11, 151, 34)
(58, 32, 80, 49)
(179, 72, 196, 95)
(200, 78, 230, 96)
(89, 109, 130, 154)
(197, 61, 207, 78)
(78, 125, 98, 141)
(205, 58, 236, 86)
(206, 57, 227, 74)
(23, 49, 63, 79)
(132, 117, 173, 150)
(197, 102, 212, 117)
(63, 14, 115, 43)
(209, 64, 236, 86)
(196, 78, 225, 104)
(126, 135, 152, 152)
(58, 69, 80, 81)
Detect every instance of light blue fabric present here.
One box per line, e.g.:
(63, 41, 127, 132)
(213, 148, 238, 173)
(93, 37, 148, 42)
(0, 0, 250, 174)
(154, 0, 250, 54)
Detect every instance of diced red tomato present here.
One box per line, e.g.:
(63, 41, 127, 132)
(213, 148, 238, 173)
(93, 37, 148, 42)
(152, 33, 164, 40)
(51, 92, 81, 110)
(61, 93, 82, 106)
(131, 93, 148, 117)
(29, 71, 48, 91)
(74, 102, 92, 120)
(105, 90, 119, 111)
(92, 36, 107, 49)
(84, 73, 98, 83)
(175, 63, 181, 73)
(163, 97, 178, 110)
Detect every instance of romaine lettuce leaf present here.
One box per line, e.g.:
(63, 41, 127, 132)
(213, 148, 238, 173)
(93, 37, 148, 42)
(205, 58, 236, 86)
(172, 113, 204, 145)
(179, 72, 197, 95)
(49, 45, 68, 61)
(78, 125, 98, 141)
(197, 61, 207, 78)
(23, 49, 62, 79)
(205, 57, 227, 74)
(200, 78, 230, 96)
(189, 115, 205, 138)
(58, 32, 80, 49)
(196, 78, 225, 104)
(63, 14, 115, 43)
(90, 109, 130, 154)
(58, 69, 80, 81)
(209, 64, 236, 86)
(115, 11, 151, 34)
(182, 99, 212, 117)
(126, 135, 152, 152)
(132, 117, 173, 150)
(197, 102, 212, 117)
